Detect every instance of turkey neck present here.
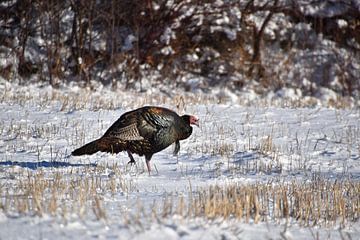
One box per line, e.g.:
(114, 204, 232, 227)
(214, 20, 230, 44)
(177, 117, 193, 140)
(176, 115, 192, 139)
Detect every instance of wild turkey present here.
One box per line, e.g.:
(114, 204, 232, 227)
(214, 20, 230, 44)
(72, 106, 199, 174)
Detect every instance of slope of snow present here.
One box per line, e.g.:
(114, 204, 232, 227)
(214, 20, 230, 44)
(0, 84, 359, 239)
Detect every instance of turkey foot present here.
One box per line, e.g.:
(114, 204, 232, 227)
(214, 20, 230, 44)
(125, 150, 138, 174)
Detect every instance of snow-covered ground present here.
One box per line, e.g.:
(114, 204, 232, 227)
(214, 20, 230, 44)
(0, 83, 359, 239)
(1, 0, 359, 238)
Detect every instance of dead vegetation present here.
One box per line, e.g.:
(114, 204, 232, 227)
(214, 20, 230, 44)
(137, 177, 359, 229)
(1, 166, 358, 228)
(0, 165, 135, 220)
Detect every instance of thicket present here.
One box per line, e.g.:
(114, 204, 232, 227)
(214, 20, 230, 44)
(0, 0, 359, 97)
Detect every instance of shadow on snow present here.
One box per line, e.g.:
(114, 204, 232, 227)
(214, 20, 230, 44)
(0, 160, 97, 170)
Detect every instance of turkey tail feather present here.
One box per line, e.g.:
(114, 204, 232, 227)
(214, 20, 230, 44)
(72, 137, 126, 156)
(72, 139, 101, 156)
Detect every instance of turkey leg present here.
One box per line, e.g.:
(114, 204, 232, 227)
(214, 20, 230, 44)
(173, 140, 180, 156)
(127, 150, 136, 165)
(145, 154, 152, 175)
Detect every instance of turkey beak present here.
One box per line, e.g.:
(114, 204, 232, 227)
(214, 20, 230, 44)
(190, 116, 199, 127)
(193, 118, 200, 127)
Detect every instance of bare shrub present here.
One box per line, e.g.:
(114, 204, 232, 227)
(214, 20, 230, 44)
(0, 0, 359, 98)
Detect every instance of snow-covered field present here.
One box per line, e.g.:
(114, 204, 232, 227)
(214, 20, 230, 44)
(0, 84, 359, 239)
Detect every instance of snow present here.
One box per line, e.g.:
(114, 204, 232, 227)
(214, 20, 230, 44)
(0, 1, 359, 238)
(299, 0, 354, 18)
(0, 83, 359, 239)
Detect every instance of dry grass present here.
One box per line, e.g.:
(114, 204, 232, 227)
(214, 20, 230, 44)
(0, 165, 135, 220)
(143, 178, 359, 228)
(1, 82, 356, 111)
(2, 160, 358, 229)
(0, 83, 221, 112)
